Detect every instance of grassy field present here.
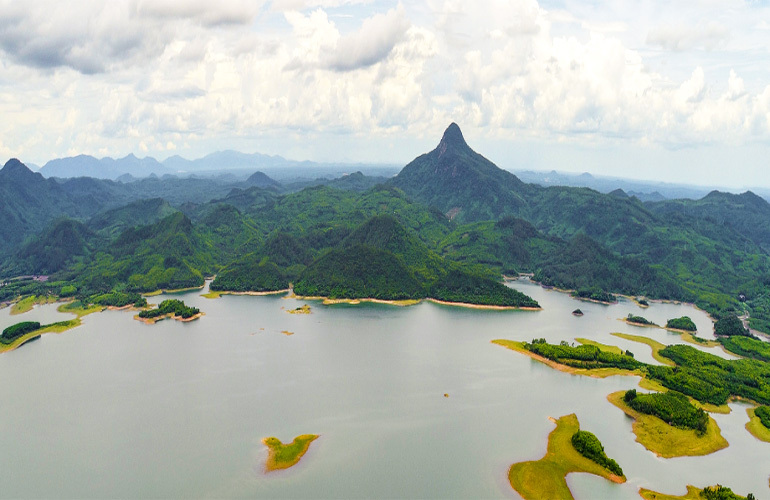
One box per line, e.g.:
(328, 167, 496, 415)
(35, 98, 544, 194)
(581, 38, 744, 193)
(611, 332, 676, 367)
(491, 339, 639, 379)
(745, 407, 770, 443)
(508, 414, 624, 500)
(607, 391, 728, 458)
(263, 434, 319, 472)
(575, 338, 623, 355)
(10, 295, 59, 315)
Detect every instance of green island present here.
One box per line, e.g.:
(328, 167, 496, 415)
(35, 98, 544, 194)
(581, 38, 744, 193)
(745, 406, 770, 443)
(262, 434, 319, 472)
(572, 308, 583, 316)
(623, 389, 708, 435)
(666, 316, 697, 332)
(625, 313, 657, 327)
(637, 298, 650, 307)
(508, 414, 625, 500)
(607, 391, 727, 458)
(640, 484, 755, 500)
(136, 299, 202, 324)
(1, 301, 103, 353)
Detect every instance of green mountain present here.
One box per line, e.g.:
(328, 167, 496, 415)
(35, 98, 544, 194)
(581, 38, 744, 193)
(390, 123, 528, 222)
(5, 218, 97, 276)
(87, 198, 179, 238)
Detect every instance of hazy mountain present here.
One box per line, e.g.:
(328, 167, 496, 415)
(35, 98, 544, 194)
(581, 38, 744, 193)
(40, 154, 172, 180)
(245, 171, 281, 189)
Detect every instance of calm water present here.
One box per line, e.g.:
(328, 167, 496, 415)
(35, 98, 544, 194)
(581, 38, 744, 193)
(0, 280, 766, 499)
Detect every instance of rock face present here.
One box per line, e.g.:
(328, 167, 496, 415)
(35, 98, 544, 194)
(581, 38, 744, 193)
(389, 123, 529, 222)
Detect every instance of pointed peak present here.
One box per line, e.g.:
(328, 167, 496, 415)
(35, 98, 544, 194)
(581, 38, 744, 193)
(1, 158, 36, 178)
(439, 123, 467, 149)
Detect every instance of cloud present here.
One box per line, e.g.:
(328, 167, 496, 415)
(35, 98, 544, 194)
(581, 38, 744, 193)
(134, 0, 263, 26)
(323, 5, 410, 71)
(647, 22, 730, 51)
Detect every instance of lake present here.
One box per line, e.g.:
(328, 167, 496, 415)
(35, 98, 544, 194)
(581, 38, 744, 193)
(1, 280, 767, 499)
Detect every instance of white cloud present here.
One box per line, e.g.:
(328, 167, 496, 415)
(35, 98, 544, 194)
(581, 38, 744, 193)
(1, 0, 770, 188)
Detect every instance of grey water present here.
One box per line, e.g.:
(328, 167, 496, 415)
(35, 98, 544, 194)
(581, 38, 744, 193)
(0, 280, 766, 499)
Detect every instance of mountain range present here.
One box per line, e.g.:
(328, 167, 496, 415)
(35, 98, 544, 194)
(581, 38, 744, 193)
(1, 123, 769, 331)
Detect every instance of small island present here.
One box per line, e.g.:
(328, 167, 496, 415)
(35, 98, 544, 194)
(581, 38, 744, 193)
(263, 434, 319, 472)
(1, 301, 103, 353)
(572, 308, 583, 316)
(625, 313, 657, 327)
(636, 298, 650, 307)
(508, 414, 624, 499)
(640, 484, 755, 500)
(135, 299, 202, 324)
(287, 304, 311, 314)
(666, 316, 697, 332)
(607, 390, 727, 458)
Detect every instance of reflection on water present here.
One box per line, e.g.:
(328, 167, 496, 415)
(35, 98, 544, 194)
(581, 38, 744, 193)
(0, 280, 766, 499)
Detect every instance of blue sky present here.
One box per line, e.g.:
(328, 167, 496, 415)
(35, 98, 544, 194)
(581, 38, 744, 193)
(1, 0, 770, 188)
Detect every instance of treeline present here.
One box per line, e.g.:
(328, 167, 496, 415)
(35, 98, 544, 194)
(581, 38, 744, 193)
(1, 321, 41, 343)
(138, 299, 200, 320)
(570, 289, 615, 304)
(623, 389, 708, 435)
(92, 291, 147, 308)
(523, 339, 640, 371)
(570, 430, 623, 476)
(714, 315, 752, 337)
(666, 316, 697, 331)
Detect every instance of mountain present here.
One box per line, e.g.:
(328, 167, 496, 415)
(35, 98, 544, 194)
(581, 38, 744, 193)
(647, 190, 770, 253)
(163, 150, 291, 172)
(390, 123, 528, 221)
(6, 218, 97, 275)
(0, 159, 82, 256)
(245, 171, 281, 189)
(87, 198, 179, 238)
(40, 154, 172, 180)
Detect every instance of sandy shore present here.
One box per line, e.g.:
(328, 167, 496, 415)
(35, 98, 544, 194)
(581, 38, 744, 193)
(427, 298, 541, 311)
(204, 289, 289, 299)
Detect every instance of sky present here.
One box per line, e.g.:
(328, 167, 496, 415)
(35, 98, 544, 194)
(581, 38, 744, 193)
(1, 0, 770, 189)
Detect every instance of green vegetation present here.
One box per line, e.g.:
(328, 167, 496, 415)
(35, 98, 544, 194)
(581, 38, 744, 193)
(138, 299, 200, 320)
(508, 414, 624, 500)
(714, 315, 752, 337)
(608, 391, 728, 458)
(626, 313, 656, 326)
(572, 289, 615, 304)
(575, 338, 623, 355)
(667, 316, 697, 331)
(718, 335, 770, 362)
(624, 389, 708, 435)
(572, 308, 583, 316)
(10, 295, 58, 315)
(1, 321, 41, 343)
(91, 291, 147, 308)
(648, 344, 770, 405)
(640, 485, 754, 500)
(746, 407, 770, 443)
(570, 430, 623, 476)
(754, 405, 770, 429)
(429, 269, 539, 307)
(522, 338, 640, 371)
(637, 298, 649, 306)
(262, 434, 319, 472)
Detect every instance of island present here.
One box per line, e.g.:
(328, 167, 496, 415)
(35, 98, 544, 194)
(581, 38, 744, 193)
(1, 301, 103, 353)
(666, 316, 697, 332)
(625, 313, 657, 327)
(135, 299, 202, 324)
(508, 414, 624, 499)
(263, 434, 319, 472)
(640, 484, 755, 500)
(572, 308, 583, 316)
(287, 304, 311, 314)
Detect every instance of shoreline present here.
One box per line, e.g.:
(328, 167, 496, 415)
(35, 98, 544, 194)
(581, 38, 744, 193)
(288, 293, 539, 310)
(203, 289, 290, 299)
(143, 285, 206, 297)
